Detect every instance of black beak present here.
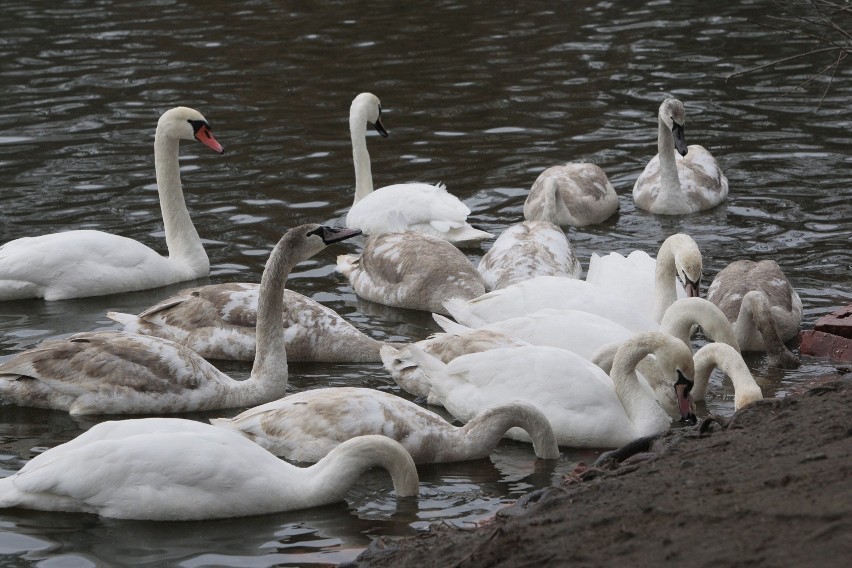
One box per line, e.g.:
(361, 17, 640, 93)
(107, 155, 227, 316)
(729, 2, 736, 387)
(672, 122, 688, 157)
(316, 226, 362, 244)
(372, 116, 389, 138)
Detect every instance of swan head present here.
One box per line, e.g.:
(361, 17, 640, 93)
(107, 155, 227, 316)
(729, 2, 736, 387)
(630, 332, 697, 424)
(668, 234, 702, 298)
(158, 106, 225, 154)
(351, 92, 389, 138)
(302, 224, 362, 254)
(658, 98, 687, 157)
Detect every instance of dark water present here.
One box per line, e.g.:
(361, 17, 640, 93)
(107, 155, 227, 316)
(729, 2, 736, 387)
(1, 0, 850, 565)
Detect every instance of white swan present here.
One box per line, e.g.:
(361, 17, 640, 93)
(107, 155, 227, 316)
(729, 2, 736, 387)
(0, 418, 418, 520)
(632, 98, 728, 215)
(210, 388, 559, 464)
(107, 283, 388, 363)
(0, 107, 224, 301)
(337, 231, 486, 315)
(444, 275, 660, 332)
(0, 224, 361, 415)
(382, 328, 530, 403)
(477, 221, 581, 290)
(585, 233, 703, 322)
(389, 331, 696, 448)
(523, 164, 619, 227)
(707, 259, 802, 368)
(344, 92, 492, 245)
(389, 297, 736, 407)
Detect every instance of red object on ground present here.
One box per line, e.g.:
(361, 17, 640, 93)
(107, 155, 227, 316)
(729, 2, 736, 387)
(813, 303, 852, 339)
(799, 330, 852, 361)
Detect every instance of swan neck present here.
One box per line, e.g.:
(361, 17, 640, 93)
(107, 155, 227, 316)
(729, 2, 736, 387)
(304, 437, 418, 501)
(460, 402, 559, 460)
(351, 116, 374, 205)
(611, 335, 671, 432)
(153, 128, 207, 270)
(656, 119, 682, 204)
(652, 238, 679, 323)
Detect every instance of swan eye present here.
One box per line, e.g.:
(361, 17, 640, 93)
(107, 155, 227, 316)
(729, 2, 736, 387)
(187, 119, 209, 134)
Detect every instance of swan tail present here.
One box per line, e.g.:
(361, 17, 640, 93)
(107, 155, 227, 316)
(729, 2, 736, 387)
(432, 313, 472, 334)
(208, 417, 233, 428)
(443, 297, 488, 327)
(379, 344, 434, 399)
(0, 477, 22, 509)
(336, 254, 360, 277)
(105, 311, 143, 330)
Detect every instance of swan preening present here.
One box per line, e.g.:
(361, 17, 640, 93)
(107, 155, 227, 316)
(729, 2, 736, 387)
(107, 283, 388, 363)
(211, 388, 559, 463)
(707, 259, 802, 368)
(633, 98, 728, 215)
(344, 92, 492, 245)
(478, 221, 581, 290)
(0, 224, 361, 414)
(0, 418, 418, 520)
(337, 231, 486, 315)
(0, 107, 224, 301)
(387, 331, 696, 448)
(524, 164, 619, 227)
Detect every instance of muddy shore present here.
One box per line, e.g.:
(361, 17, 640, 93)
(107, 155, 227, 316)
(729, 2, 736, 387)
(348, 375, 852, 567)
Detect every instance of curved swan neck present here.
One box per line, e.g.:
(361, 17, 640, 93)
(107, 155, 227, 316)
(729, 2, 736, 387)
(539, 177, 559, 223)
(460, 402, 560, 460)
(303, 436, 419, 500)
(661, 298, 741, 352)
(350, 106, 374, 205)
(737, 291, 800, 367)
(653, 236, 681, 322)
(692, 343, 761, 407)
(153, 125, 207, 270)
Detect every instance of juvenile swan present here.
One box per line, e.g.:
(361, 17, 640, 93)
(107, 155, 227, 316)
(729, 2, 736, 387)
(345, 92, 492, 245)
(107, 283, 387, 363)
(632, 98, 728, 215)
(0, 418, 418, 520)
(707, 259, 802, 368)
(0, 107, 224, 301)
(524, 165, 619, 227)
(337, 231, 486, 315)
(0, 225, 361, 415)
(211, 388, 559, 463)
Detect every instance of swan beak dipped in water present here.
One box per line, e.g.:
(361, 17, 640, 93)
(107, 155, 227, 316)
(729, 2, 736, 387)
(675, 370, 697, 424)
(189, 119, 225, 154)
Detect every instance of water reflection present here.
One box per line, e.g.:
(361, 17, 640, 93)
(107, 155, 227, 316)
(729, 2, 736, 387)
(1, 0, 851, 565)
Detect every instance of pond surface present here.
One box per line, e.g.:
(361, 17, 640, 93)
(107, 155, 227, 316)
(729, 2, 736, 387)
(1, 0, 851, 566)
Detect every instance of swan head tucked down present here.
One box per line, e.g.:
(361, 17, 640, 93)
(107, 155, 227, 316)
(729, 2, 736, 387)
(659, 98, 687, 157)
(350, 93, 388, 138)
(674, 246, 702, 298)
(158, 106, 225, 154)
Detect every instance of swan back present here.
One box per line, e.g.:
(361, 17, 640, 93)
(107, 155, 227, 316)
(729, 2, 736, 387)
(524, 164, 618, 227)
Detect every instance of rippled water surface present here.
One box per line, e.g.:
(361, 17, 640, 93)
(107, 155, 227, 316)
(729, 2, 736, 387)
(1, 0, 851, 565)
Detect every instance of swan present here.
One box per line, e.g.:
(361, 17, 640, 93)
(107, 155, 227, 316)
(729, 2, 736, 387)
(585, 233, 703, 322)
(707, 259, 802, 368)
(632, 98, 728, 215)
(388, 331, 696, 448)
(477, 221, 581, 290)
(210, 388, 559, 464)
(106, 283, 388, 363)
(0, 224, 361, 415)
(593, 341, 760, 411)
(382, 328, 530, 402)
(390, 297, 736, 407)
(0, 107, 224, 301)
(0, 418, 418, 520)
(523, 164, 619, 227)
(337, 231, 486, 315)
(443, 275, 660, 332)
(344, 92, 492, 245)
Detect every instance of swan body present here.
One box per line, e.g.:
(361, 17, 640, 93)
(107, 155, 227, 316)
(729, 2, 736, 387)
(337, 231, 485, 315)
(392, 331, 696, 448)
(0, 107, 224, 301)
(211, 388, 559, 464)
(443, 276, 660, 333)
(477, 221, 581, 290)
(707, 259, 802, 368)
(585, 233, 703, 322)
(523, 164, 618, 227)
(0, 225, 361, 414)
(107, 283, 386, 363)
(633, 98, 728, 215)
(0, 418, 418, 520)
(344, 92, 491, 245)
